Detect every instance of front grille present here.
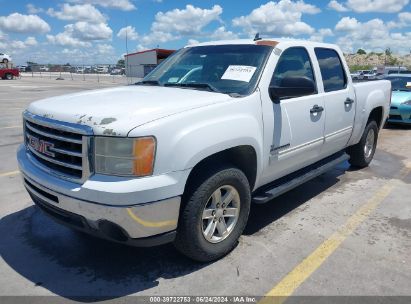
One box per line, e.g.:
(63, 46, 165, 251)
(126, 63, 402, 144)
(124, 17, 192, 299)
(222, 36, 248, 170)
(23, 112, 92, 182)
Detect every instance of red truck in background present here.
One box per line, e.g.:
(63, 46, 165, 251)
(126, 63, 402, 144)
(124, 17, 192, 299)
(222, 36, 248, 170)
(0, 67, 19, 80)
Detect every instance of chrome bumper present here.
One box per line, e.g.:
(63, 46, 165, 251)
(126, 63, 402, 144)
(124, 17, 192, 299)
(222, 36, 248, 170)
(22, 175, 181, 244)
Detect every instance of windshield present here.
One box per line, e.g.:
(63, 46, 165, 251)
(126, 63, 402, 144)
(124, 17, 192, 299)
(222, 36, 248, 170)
(386, 76, 411, 92)
(140, 44, 273, 96)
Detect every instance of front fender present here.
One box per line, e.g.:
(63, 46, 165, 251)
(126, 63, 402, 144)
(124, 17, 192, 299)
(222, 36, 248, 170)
(129, 95, 264, 188)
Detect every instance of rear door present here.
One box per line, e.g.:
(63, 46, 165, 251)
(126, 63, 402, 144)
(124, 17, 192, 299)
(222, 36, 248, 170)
(314, 48, 355, 156)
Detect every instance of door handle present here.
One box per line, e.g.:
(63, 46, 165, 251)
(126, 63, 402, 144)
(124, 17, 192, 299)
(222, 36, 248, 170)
(310, 105, 324, 114)
(345, 97, 355, 105)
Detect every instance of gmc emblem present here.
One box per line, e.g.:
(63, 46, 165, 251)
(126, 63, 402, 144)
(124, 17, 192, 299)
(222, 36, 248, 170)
(27, 135, 55, 158)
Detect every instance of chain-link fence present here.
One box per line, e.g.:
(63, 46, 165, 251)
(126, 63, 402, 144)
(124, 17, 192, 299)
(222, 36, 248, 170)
(16, 64, 149, 85)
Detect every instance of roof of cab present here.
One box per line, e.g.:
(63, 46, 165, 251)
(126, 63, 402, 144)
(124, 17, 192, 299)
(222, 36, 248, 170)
(185, 38, 338, 50)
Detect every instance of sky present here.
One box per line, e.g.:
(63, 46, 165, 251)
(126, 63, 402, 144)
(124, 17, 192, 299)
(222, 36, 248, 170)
(0, 0, 410, 65)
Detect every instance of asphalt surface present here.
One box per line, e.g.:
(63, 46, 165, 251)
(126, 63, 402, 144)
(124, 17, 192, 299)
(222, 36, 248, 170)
(0, 77, 410, 302)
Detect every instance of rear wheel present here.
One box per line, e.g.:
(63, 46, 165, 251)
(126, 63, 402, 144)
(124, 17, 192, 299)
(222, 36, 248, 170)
(2, 58, 8, 64)
(174, 166, 251, 262)
(347, 120, 378, 168)
(5, 73, 13, 80)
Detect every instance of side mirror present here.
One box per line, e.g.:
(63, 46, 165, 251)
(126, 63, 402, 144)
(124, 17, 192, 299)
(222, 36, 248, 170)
(269, 76, 316, 103)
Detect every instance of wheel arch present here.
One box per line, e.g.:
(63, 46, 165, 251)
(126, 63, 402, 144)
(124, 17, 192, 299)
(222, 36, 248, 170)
(183, 145, 258, 198)
(367, 106, 384, 128)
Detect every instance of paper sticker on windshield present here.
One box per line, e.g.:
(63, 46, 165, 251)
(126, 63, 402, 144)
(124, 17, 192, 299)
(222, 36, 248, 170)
(406, 82, 411, 88)
(221, 65, 256, 82)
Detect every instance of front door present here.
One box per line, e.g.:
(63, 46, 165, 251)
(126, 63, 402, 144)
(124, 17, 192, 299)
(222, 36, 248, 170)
(266, 47, 325, 181)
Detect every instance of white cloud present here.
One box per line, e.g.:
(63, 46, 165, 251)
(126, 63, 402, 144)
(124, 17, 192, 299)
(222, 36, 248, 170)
(135, 44, 149, 51)
(210, 26, 238, 40)
(117, 26, 139, 40)
(0, 36, 38, 52)
(348, 0, 409, 13)
(399, 12, 411, 23)
(69, 0, 136, 11)
(26, 4, 44, 14)
(0, 29, 7, 40)
(139, 4, 223, 47)
(47, 4, 106, 23)
(96, 43, 114, 54)
(335, 16, 411, 54)
(187, 39, 199, 45)
(310, 28, 334, 42)
(0, 13, 50, 34)
(232, 0, 320, 37)
(335, 17, 360, 31)
(47, 21, 112, 47)
(141, 31, 176, 46)
(329, 0, 409, 13)
(69, 22, 112, 41)
(24, 36, 38, 46)
(47, 33, 91, 48)
(327, 1, 349, 12)
(151, 5, 222, 35)
(59, 44, 117, 64)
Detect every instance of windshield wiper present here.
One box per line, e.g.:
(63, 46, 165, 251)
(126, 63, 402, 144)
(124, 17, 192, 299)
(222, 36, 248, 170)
(135, 80, 162, 86)
(164, 82, 222, 93)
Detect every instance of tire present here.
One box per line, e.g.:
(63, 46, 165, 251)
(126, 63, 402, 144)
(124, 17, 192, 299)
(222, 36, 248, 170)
(347, 120, 378, 168)
(174, 166, 251, 262)
(5, 73, 13, 80)
(2, 58, 8, 64)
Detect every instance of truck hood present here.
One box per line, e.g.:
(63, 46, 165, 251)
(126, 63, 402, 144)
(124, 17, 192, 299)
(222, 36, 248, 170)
(391, 91, 411, 106)
(28, 85, 232, 136)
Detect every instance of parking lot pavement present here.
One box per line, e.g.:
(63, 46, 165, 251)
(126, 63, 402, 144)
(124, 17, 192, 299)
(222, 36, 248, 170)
(0, 77, 410, 300)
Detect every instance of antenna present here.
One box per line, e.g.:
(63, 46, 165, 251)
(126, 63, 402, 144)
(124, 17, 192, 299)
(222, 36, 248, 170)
(254, 33, 262, 41)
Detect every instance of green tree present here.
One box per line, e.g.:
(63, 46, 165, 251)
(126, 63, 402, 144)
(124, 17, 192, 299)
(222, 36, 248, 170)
(117, 59, 125, 68)
(356, 49, 366, 55)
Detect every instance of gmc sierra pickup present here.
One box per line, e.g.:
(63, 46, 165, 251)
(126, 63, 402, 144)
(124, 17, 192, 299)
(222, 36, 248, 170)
(17, 39, 391, 261)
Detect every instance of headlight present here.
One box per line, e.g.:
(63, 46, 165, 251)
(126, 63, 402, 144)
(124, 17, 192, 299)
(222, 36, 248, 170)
(402, 100, 411, 106)
(95, 136, 156, 176)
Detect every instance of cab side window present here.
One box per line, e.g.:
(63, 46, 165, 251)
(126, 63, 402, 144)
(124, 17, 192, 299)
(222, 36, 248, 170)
(271, 47, 316, 95)
(314, 48, 347, 92)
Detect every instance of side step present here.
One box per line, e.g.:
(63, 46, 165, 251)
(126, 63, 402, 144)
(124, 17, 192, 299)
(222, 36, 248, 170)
(252, 152, 350, 204)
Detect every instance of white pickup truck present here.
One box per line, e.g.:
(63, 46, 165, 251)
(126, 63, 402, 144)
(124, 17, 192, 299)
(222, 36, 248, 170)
(17, 39, 391, 261)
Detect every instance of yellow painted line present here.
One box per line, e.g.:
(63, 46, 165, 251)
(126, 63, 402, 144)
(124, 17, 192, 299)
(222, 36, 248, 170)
(0, 125, 21, 129)
(126, 208, 177, 228)
(0, 170, 20, 177)
(260, 166, 411, 304)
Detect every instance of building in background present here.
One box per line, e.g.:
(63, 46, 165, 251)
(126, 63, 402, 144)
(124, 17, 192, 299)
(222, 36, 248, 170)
(125, 48, 175, 78)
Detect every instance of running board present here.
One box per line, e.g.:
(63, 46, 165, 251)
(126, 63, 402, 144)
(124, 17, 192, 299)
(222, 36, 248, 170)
(252, 152, 350, 204)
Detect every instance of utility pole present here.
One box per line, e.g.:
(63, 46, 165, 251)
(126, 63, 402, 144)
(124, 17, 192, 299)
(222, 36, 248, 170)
(125, 21, 130, 82)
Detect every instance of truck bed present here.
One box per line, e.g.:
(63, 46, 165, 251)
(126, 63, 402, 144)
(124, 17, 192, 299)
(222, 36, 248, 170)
(349, 80, 391, 146)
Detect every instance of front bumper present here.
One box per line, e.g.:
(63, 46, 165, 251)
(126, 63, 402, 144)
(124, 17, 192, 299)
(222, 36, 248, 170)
(388, 105, 411, 124)
(18, 144, 183, 246)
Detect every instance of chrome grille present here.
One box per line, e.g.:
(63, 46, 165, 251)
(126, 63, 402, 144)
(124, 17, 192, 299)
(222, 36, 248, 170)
(23, 111, 93, 183)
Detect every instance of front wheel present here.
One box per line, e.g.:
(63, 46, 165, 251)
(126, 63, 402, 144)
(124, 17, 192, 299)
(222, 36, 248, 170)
(2, 58, 8, 64)
(347, 120, 378, 168)
(174, 166, 251, 262)
(5, 73, 13, 80)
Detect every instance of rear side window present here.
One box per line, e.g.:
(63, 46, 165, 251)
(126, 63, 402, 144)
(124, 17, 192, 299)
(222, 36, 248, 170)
(314, 48, 347, 92)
